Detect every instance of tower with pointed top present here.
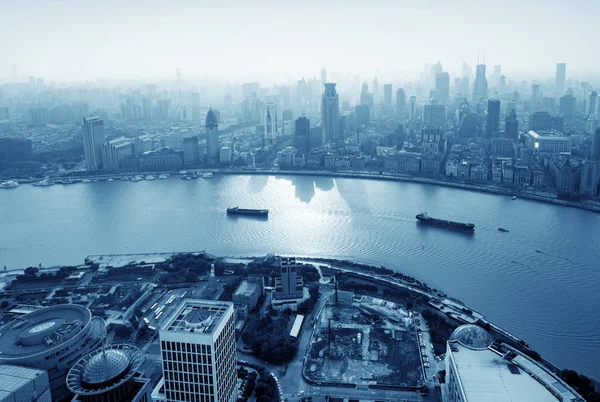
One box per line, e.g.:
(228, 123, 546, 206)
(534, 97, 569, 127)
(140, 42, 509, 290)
(321, 83, 340, 142)
(206, 108, 220, 163)
(263, 104, 277, 142)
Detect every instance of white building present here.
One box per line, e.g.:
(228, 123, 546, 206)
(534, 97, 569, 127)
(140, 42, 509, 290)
(524, 130, 571, 154)
(152, 300, 237, 402)
(101, 137, 133, 170)
(445, 325, 582, 402)
(220, 146, 232, 165)
(82, 116, 105, 171)
(263, 104, 277, 141)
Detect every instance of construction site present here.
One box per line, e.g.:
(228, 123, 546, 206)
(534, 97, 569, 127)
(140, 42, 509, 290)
(303, 290, 425, 389)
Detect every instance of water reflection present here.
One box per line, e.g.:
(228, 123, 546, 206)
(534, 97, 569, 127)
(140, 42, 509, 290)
(415, 221, 475, 238)
(247, 175, 268, 193)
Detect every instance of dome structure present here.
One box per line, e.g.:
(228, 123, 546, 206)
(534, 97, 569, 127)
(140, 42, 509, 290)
(449, 324, 494, 350)
(67, 344, 142, 396)
(205, 108, 218, 129)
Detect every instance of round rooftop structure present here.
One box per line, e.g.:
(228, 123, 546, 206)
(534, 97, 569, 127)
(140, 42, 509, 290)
(184, 309, 214, 329)
(0, 304, 92, 361)
(67, 344, 143, 396)
(449, 324, 494, 350)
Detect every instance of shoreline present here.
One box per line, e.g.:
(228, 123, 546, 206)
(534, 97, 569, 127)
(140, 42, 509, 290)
(5, 168, 600, 213)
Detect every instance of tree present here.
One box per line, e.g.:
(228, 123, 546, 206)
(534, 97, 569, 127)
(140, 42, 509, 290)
(184, 272, 197, 283)
(24, 267, 39, 275)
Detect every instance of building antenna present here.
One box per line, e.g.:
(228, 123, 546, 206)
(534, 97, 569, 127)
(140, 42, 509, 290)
(477, 50, 480, 65)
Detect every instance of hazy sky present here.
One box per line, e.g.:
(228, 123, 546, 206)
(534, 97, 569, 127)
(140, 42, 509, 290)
(1, 0, 598, 82)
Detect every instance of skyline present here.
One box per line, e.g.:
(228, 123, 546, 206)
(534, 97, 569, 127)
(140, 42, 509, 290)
(1, 0, 599, 82)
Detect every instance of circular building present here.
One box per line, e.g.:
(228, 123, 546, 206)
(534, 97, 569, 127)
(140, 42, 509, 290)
(0, 305, 103, 401)
(449, 324, 494, 350)
(67, 344, 146, 402)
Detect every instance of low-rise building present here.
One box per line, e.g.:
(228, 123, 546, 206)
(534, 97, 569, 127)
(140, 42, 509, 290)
(0, 365, 51, 402)
(524, 130, 571, 155)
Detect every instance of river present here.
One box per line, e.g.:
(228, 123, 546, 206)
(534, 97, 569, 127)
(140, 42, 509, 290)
(1, 174, 599, 379)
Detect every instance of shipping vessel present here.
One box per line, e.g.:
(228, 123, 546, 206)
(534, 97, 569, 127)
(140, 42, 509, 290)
(227, 207, 269, 217)
(0, 180, 19, 188)
(416, 212, 475, 231)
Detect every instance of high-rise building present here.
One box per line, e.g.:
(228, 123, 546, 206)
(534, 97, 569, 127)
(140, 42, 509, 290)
(182, 135, 200, 165)
(560, 94, 575, 121)
(408, 96, 417, 121)
(372, 77, 379, 101)
(486, 99, 501, 138)
(83, 116, 106, 171)
(472, 64, 488, 104)
(586, 91, 598, 116)
(263, 104, 277, 142)
(206, 108, 220, 161)
(423, 101, 446, 126)
(593, 128, 600, 160)
(151, 300, 237, 402)
(531, 84, 541, 108)
(321, 83, 340, 141)
(354, 105, 370, 127)
(555, 63, 566, 97)
(383, 84, 392, 106)
(293, 116, 310, 151)
(320, 67, 327, 84)
(505, 109, 518, 139)
(242, 82, 259, 99)
(396, 88, 406, 115)
(580, 160, 599, 196)
(101, 137, 133, 170)
(28, 108, 48, 127)
(435, 72, 450, 103)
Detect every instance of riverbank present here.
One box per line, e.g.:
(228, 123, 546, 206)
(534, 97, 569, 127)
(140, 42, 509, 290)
(217, 168, 600, 213)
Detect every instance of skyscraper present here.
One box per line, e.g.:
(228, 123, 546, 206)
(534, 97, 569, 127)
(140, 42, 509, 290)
(83, 116, 106, 171)
(435, 72, 450, 103)
(263, 104, 277, 142)
(423, 101, 446, 126)
(472, 64, 488, 104)
(293, 116, 310, 151)
(182, 135, 200, 165)
(408, 96, 417, 121)
(320, 67, 327, 84)
(593, 128, 600, 160)
(206, 108, 220, 161)
(321, 83, 340, 141)
(152, 300, 237, 402)
(396, 88, 406, 115)
(486, 99, 501, 138)
(555, 63, 566, 97)
(383, 84, 392, 106)
(560, 94, 575, 121)
(586, 91, 598, 116)
(372, 77, 379, 101)
(505, 109, 518, 139)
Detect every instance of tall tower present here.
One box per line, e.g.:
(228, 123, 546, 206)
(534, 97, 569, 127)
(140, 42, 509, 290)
(555, 63, 566, 97)
(472, 62, 488, 104)
(383, 84, 392, 106)
(83, 116, 105, 171)
(152, 300, 237, 402)
(396, 88, 406, 115)
(435, 72, 450, 103)
(486, 99, 501, 138)
(320, 67, 327, 84)
(505, 109, 518, 139)
(263, 104, 277, 142)
(206, 108, 220, 161)
(321, 83, 340, 141)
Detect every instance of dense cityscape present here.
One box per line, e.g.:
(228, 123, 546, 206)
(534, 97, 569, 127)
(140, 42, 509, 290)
(2, 1, 600, 402)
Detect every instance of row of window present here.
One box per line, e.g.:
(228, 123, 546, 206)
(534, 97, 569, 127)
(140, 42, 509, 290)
(162, 351, 213, 365)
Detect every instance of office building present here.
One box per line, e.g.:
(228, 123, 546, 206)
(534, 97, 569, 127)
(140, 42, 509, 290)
(28, 108, 48, 127)
(486, 99, 501, 138)
(220, 146, 232, 165)
(182, 135, 200, 165)
(555, 63, 566, 96)
(263, 104, 277, 142)
(134, 135, 152, 155)
(580, 160, 599, 196)
(0, 305, 103, 401)
(593, 128, 600, 160)
(67, 344, 151, 402)
(586, 91, 598, 116)
(293, 116, 310, 151)
(321, 83, 340, 141)
(101, 137, 133, 170)
(530, 111, 553, 131)
(524, 130, 571, 154)
(354, 104, 370, 127)
(423, 101, 446, 126)
(396, 88, 406, 115)
(472, 64, 488, 104)
(0, 365, 51, 402)
(152, 300, 237, 402)
(408, 96, 417, 121)
(273, 257, 305, 310)
(360, 83, 373, 107)
(435, 72, 450, 103)
(242, 82, 259, 99)
(83, 116, 106, 171)
(383, 84, 392, 106)
(320, 67, 327, 84)
(205, 108, 220, 162)
(504, 109, 518, 139)
(139, 148, 184, 170)
(445, 324, 582, 402)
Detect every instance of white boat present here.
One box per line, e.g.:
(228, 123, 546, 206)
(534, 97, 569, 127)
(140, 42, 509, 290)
(131, 175, 144, 182)
(107, 178, 114, 182)
(145, 175, 156, 181)
(81, 179, 92, 183)
(59, 177, 75, 185)
(0, 180, 19, 188)
(32, 179, 55, 187)
(120, 176, 131, 181)
(158, 174, 170, 180)
(512, 196, 517, 200)
(201, 172, 213, 179)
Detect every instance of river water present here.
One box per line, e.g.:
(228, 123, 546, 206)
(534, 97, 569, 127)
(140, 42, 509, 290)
(1, 174, 599, 379)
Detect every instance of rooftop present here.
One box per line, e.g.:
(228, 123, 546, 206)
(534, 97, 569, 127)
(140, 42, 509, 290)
(233, 280, 260, 298)
(163, 300, 232, 334)
(0, 304, 92, 359)
(450, 342, 560, 402)
(0, 365, 48, 395)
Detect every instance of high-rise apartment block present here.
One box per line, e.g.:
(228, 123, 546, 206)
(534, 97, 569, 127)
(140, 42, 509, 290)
(435, 72, 450, 103)
(555, 63, 566, 97)
(152, 300, 237, 402)
(83, 116, 106, 171)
